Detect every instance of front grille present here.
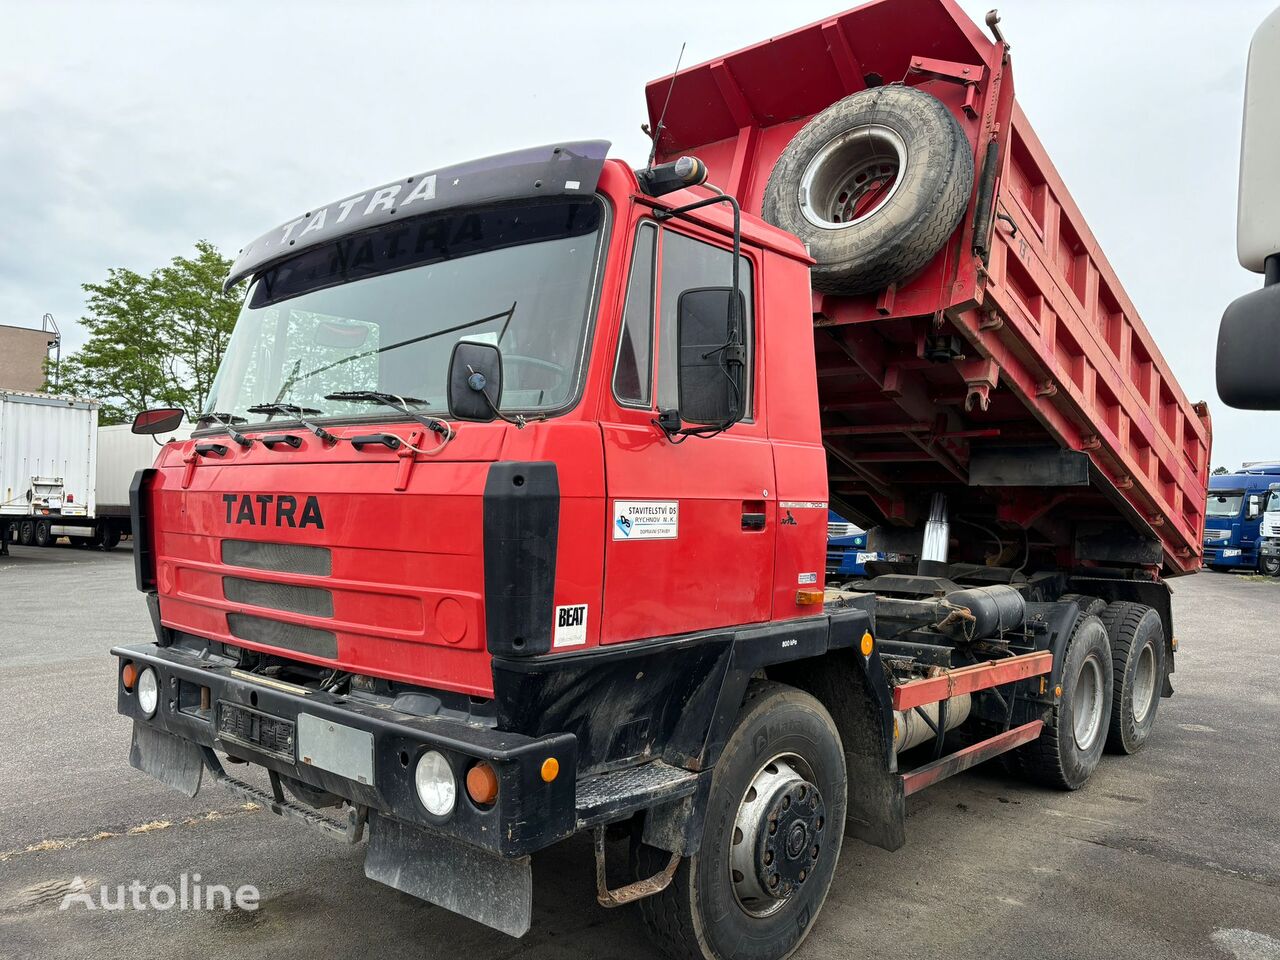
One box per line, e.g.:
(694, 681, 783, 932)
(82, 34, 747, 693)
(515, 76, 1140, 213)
(227, 613, 338, 659)
(221, 540, 331, 576)
(224, 576, 334, 617)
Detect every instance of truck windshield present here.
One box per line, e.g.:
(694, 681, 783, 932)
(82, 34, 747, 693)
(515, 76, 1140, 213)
(204, 199, 605, 425)
(1206, 492, 1244, 518)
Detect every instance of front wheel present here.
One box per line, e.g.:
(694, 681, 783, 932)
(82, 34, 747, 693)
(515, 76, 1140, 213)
(1262, 557, 1280, 577)
(635, 681, 846, 960)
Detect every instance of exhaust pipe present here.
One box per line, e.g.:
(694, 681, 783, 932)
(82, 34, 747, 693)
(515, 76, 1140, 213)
(918, 493, 949, 578)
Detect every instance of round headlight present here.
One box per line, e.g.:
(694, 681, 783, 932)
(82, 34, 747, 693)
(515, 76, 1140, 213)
(414, 750, 456, 817)
(136, 667, 159, 717)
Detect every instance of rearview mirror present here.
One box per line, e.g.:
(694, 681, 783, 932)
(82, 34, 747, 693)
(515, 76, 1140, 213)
(1218, 7, 1280, 409)
(676, 287, 746, 426)
(131, 407, 185, 436)
(1248, 494, 1263, 520)
(447, 340, 503, 422)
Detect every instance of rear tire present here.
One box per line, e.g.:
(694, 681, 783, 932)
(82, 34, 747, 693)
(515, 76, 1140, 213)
(1098, 602, 1165, 755)
(99, 526, 121, 551)
(761, 85, 974, 295)
(33, 520, 54, 548)
(18, 520, 35, 546)
(634, 681, 846, 960)
(1014, 615, 1113, 790)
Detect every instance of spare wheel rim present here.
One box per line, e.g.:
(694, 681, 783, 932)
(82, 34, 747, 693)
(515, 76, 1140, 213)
(798, 124, 907, 230)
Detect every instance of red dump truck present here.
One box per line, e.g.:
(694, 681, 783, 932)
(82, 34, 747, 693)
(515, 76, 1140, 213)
(114, 2, 1209, 957)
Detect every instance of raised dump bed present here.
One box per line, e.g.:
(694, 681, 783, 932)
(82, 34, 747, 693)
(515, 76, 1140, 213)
(646, 0, 1209, 575)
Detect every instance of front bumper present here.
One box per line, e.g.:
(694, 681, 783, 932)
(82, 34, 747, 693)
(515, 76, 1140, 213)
(112, 641, 577, 859)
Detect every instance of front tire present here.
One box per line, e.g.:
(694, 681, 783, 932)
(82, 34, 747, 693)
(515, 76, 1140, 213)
(635, 681, 846, 960)
(1262, 557, 1280, 577)
(1014, 615, 1113, 790)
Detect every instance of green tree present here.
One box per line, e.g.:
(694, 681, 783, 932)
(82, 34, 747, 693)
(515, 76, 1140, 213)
(1212, 466, 1230, 475)
(49, 241, 240, 424)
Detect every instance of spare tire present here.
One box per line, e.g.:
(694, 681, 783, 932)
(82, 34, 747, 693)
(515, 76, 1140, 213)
(761, 85, 974, 295)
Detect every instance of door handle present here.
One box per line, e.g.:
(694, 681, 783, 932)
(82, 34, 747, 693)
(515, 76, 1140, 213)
(742, 500, 767, 531)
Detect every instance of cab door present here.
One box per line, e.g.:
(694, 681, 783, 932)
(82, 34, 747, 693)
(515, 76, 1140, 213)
(599, 220, 775, 644)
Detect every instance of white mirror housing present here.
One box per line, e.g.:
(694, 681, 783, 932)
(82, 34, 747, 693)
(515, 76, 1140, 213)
(1238, 7, 1280, 273)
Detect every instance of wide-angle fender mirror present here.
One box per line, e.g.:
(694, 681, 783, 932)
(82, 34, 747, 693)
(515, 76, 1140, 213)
(676, 286, 746, 426)
(1247, 493, 1263, 520)
(1218, 7, 1280, 409)
(131, 407, 185, 436)
(447, 340, 503, 422)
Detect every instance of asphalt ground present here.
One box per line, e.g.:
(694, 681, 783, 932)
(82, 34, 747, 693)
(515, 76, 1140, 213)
(2, 542, 1278, 960)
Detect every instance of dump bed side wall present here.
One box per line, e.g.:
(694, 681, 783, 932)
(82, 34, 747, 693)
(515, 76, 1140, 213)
(971, 103, 1210, 562)
(645, 0, 1209, 574)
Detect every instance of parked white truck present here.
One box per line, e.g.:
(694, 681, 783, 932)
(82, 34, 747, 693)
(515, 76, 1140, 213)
(0, 391, 176, 554)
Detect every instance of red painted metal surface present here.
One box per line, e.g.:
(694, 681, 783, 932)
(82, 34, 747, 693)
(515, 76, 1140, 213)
(145, 163, 828, 691)
(890, 649, 1052, 710)
(646, 0, 1210, 575)
(900, 719, 1043, 796)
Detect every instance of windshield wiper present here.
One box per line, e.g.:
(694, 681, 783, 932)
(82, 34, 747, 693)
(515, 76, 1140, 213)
(246, 403, 337, 445)
(325, 391, 450, 437)
(198, 412, 253, 448)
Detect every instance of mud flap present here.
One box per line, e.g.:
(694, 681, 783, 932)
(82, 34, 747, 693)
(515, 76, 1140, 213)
(364, 814, 532, 937)
(129, 722, 204, 798)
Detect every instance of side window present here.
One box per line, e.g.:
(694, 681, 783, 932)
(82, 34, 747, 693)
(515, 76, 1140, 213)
(612, 223, 657, 406)
(656, 230, 754, 417)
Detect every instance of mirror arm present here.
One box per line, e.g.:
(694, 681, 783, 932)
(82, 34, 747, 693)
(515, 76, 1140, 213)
(655, 191, 745, 427)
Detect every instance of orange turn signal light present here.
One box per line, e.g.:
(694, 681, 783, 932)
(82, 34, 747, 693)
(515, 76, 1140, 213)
(860, 631, 874, 656)
(121, 661, 138, 691)
(465, 762, 499, 806)
(540, 757, 560, 783)
(796, 589, 824, 606)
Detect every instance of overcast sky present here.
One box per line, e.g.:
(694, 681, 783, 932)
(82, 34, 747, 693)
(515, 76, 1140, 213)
(2, 0, 1274, 468)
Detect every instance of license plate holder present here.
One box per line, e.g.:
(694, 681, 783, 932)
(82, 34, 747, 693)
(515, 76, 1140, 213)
(216, 701, 296, 761)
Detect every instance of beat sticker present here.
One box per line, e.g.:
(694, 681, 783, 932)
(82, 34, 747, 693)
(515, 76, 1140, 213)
(553, 604, 588, 648)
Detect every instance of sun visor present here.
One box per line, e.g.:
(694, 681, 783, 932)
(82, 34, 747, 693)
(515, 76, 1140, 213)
(225, 140, 610, 290)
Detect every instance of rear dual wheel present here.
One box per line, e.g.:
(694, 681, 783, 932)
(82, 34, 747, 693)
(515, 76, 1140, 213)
(1097, 602, 1165, 755)
(635, 682, 846, 960)
(1013, 614, 1113, 790)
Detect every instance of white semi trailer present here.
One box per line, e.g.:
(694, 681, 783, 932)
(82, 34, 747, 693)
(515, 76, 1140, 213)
(0, 391, 180, 554)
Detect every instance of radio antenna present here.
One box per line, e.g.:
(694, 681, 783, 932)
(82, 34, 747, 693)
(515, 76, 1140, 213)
(645, 42, 686, 171)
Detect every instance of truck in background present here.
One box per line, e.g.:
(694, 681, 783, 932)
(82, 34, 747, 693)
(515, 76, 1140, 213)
(113, 2, 1211, 957)
(1257, 481, 1280, 572)
(1203, 463, 1280, 574)
(825, 511, 884, 579)
(0, 391, 176, 553)
(1, 391, 97, 551)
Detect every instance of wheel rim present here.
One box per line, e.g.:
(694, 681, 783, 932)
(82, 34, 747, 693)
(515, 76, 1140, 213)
(798, 124, 906, 230)
(728, 753, 826, 918)
(1131, 642, 1158, 724)
(1072, 655, 1105, 751)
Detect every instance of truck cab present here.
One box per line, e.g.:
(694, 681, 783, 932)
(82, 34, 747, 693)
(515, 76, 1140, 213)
(1203, 466, 1280, 574)
(1258, 483, 1280, 574)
